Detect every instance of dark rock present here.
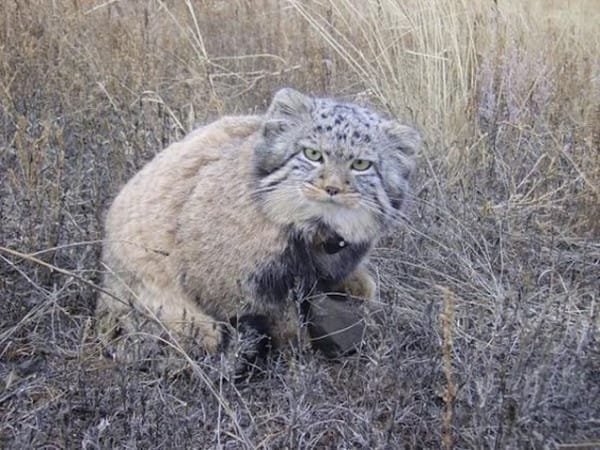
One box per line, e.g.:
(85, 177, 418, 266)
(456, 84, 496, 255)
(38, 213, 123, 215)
(307, 293, 380, 358)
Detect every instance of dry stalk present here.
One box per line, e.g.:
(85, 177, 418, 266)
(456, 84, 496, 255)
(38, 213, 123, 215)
(439, 285, 456, 450)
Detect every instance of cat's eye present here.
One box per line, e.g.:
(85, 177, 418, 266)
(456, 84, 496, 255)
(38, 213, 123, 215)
(351, 159, 372, 171)
(303, 147, 323, 162)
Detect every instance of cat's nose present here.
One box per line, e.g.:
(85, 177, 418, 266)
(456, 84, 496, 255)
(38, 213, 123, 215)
(325, 185, 340, 196)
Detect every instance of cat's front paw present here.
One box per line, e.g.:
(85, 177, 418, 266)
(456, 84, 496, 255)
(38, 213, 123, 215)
(222, 314, 272, 380)
(336, 266, 376, 301)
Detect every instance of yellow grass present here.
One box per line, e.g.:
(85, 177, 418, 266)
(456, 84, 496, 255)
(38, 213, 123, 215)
(1, 0, 599, 447)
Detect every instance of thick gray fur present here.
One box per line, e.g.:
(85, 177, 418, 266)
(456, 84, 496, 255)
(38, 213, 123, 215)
(96, 88, 420, 355)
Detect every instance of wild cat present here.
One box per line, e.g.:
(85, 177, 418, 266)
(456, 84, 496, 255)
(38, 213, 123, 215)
(96, 88, 419, 362)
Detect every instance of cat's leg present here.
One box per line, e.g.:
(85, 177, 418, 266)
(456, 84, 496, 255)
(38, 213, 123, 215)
(224, 313, 274, 379)
(266, 300, 310, 352)
(143, 283, 224, 351)
(97, 280, 223, 359)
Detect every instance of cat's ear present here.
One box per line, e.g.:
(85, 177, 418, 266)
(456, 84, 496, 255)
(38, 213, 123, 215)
(380, 121, 421, 211)
(263, 88, 313, 138)
(382, 121, 421, 158)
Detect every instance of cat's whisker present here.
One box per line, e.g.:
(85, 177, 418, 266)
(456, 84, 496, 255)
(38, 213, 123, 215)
(358, 197, 385, 213)
(99, 86, 419, 362)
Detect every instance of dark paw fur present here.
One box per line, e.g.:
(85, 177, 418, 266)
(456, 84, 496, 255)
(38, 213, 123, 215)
(222, 314, 272, 380)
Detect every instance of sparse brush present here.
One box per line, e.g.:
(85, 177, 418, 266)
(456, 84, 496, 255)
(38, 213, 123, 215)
(0, 0, 598, 448)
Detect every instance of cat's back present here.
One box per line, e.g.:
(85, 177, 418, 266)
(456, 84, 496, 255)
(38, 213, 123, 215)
(110, 115, 261, 210)
(104, 115, 263, 269)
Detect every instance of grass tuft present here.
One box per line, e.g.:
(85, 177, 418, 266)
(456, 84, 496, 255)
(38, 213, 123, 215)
(1, 0, 598, 448)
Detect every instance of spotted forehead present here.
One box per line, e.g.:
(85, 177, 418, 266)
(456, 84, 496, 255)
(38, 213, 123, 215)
(310, 100, 383, 148)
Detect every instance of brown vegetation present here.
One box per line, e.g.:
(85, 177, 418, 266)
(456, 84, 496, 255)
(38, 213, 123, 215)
(1, 0, 598, 448)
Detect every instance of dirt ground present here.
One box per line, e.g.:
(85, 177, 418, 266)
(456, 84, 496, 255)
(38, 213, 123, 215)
(1, 1, 598, 448)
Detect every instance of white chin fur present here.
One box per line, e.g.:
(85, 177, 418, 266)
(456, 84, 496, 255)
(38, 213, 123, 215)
(320, 205, 380, 243)
(262, 187, 380, 243)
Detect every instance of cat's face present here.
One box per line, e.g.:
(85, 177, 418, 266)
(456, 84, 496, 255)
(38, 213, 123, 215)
(254, 88, 420, 243)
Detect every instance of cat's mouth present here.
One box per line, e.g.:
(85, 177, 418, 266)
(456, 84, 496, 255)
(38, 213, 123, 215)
(301, 183, 360, 208)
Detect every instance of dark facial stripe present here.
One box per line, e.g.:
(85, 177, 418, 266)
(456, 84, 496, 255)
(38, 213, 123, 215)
(366, 165, 399, 213)
(253, 151, 298, 179)
(389, 191, 404, 210)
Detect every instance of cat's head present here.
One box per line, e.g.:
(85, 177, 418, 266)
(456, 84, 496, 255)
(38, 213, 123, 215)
(253, 88, 420, 243)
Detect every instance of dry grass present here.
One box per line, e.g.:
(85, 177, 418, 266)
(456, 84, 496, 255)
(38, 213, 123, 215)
(1, 0, 598, 448)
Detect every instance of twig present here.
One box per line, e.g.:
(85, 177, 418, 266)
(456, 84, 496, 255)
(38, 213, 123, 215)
(0, 245, 125, 306)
